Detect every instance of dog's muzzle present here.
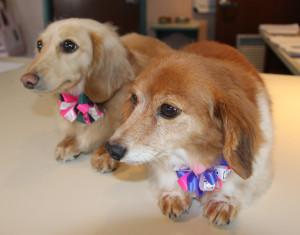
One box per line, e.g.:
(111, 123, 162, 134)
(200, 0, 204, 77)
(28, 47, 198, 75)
(105, 142, 127, 161)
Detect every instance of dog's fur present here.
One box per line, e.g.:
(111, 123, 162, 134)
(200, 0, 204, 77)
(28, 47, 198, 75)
(20, 18, 172, 172)
(106, 41, 273, 225)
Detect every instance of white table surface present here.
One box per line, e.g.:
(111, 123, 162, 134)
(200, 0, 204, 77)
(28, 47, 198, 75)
(1, 57, 300, 235)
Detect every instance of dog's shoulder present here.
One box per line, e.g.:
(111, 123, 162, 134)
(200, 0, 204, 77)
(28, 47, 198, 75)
(121, 33, 173, 58)
(120, 33, 173, 76)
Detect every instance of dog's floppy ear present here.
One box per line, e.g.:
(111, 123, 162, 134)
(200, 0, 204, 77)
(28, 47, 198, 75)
(213, 90, 263, 179)
(84, 31, 134, 103)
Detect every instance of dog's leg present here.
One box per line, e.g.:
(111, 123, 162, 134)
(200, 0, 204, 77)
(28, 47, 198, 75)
(201, 180, 242, 226)
(202, 194, 240, 226)
(55, 136, 81, 162)
(159, 191, 192, 219)
(149, 166, 192, 219)
(91, 146, 119, 173)
(202, 150, 272, 226)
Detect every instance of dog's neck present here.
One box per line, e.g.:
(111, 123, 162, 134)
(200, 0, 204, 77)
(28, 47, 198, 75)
(171, 148, 211, 172)
(63, 79, 85, 97)
(170, 148, 193, 171)
(58, 79, 105, 124)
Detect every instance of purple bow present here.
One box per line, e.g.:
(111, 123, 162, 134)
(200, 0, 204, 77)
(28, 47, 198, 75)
(176, 158, 232, 197)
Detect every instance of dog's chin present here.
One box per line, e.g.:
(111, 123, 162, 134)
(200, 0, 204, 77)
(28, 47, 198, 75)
(31, 83, 52, 93)
(120, 150, 158, 165)
(121, 155, 151, 165)
(35, 79, 82, 95)
(121, 159, 146, 165)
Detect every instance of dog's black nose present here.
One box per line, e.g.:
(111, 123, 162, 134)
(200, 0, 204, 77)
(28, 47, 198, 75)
(105, 142, 127, 161)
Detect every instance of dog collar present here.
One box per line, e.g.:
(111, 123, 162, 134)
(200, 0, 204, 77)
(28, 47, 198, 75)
(176, 158, 232, 197)
(59, 93, 104, 124)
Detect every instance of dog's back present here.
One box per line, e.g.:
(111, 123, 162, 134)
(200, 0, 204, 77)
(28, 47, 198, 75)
(182, 41, 264, 84)
(182, 41, 251, 65)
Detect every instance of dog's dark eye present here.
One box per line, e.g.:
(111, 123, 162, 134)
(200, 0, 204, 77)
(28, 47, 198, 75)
(159, 104, 180, 119)
(60, 40, 78, 53)
(37, 40, 43, 52)
(131, 93, 138, 105)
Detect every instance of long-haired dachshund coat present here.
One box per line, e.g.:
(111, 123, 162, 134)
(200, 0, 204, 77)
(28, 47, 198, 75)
(106, 41, 273, 225)
(20, 18, 172, 172)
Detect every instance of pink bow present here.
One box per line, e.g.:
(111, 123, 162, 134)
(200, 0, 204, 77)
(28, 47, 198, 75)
(59, 93, 103, 124)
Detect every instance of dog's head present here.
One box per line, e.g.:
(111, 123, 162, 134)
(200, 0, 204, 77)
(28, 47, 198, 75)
(106, 52, 263, 179)
(20, 18, 133, 102)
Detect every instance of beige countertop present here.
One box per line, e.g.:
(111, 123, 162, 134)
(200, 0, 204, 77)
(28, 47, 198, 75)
(261, 31, 300, 75)
(1, 57, 300, 235)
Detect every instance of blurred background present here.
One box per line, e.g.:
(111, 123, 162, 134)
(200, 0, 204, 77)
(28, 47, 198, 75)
(3, 0, 300, 74)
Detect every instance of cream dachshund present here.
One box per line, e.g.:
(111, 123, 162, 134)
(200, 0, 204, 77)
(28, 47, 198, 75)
(106, 41, 273, 226)
(20, 18, 172, 172)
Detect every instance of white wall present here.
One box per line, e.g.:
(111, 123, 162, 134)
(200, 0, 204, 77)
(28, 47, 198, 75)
(6, 0, 44, 57)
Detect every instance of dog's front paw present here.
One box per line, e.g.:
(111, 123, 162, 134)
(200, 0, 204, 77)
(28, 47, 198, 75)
(91, 147, 119, 173)
(203, 200, 239, 226)
(158, 192, 192, 219)
(55, 136, 81, 162)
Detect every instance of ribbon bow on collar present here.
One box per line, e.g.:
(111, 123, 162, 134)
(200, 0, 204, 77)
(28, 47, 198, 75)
(176, 158, 232, 197)
(59, 93, 103, 124)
